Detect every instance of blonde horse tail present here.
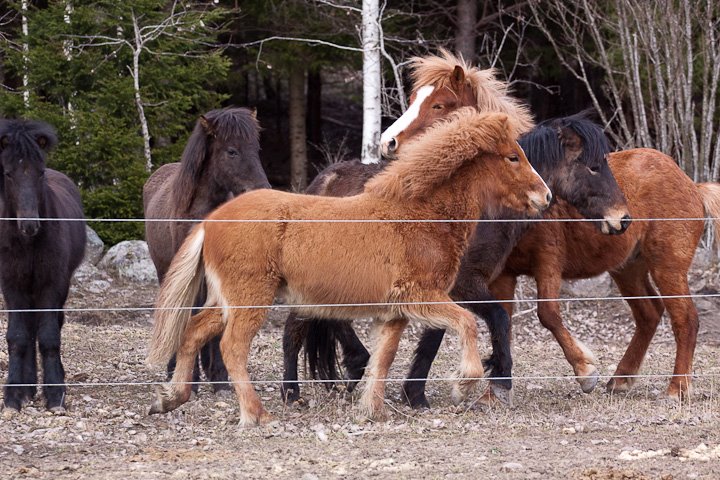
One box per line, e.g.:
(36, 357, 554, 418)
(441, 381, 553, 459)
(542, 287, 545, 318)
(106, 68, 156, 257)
(147, 225, 206, 366)
(697, 182, 720, 251)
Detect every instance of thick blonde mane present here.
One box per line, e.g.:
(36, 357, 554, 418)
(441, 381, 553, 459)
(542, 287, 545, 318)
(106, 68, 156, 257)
(365, 108, 517, 200)
(409, 49, 534, 133)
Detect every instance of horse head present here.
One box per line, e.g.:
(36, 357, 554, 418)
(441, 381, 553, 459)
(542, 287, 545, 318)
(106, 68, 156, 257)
(0, 120, 57, 238)
(175, 107, 270, 210)
(380, 49, 533, 158)
(525, 112, 631, 235)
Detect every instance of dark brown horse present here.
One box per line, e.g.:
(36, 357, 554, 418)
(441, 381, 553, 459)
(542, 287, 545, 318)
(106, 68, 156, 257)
(280, 51, 630, 406)
(304, 50, 720, 404)
(0, 119, 86, 413)
(147, 110, 552, 424)
(143, 107, 269, 392)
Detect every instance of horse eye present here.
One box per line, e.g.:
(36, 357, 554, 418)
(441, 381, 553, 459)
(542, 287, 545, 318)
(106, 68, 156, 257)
(507, 155, 519, 163)
(587, 165, 600, 175)
(432, 104, 443, 110)
(228, 148, 239, 157)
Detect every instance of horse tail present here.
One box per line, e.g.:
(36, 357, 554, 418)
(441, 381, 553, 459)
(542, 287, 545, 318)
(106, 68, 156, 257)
(304, 319, 342, 384)
(147, 225, 206, 366)
(697, 182, 720, 250)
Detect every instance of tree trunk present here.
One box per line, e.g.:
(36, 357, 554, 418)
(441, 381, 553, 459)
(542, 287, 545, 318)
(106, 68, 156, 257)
(132, 14, 152, 172)
(361, 0, 381, 165)
(455, 0, 477, 62)
(21, 0, 30, 109)
(288, 65, 308, 191)
(306, 67, 322, 164)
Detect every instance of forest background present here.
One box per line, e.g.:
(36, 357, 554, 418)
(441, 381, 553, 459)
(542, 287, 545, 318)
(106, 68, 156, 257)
(1, 0, 718, 244)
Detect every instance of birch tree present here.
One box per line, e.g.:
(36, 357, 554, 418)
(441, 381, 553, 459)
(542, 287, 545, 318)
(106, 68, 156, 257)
(529, 0, 720, 182)
(361, 0, 381, 165)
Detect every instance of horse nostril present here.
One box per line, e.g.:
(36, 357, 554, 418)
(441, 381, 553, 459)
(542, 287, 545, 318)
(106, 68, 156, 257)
(545, 192, 552, 204)
(621, 214, 632, 230)
(388, 138, 397, 152)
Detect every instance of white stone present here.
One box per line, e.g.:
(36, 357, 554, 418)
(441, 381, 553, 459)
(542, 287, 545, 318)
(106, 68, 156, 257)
(99, 240, 158, 284)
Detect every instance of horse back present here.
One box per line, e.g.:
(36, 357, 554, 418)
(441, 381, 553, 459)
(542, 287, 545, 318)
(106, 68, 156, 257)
(307, 160, 386, 197)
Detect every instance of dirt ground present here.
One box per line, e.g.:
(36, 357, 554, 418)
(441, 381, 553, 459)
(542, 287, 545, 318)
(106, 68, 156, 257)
(0, 256, 719, 479)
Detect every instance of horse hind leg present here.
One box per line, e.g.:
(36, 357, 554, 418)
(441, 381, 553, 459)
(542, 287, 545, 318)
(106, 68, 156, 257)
(150, 309, 225, 414)
(200, 335, 230, 393)
(220, 304, 274, 427)
(650, 270, 698, 401)
(359, 318, 409, 419)
(337, 321, 370, 391)
(607, 264, 664, 394)
(38, 312, 66, 412)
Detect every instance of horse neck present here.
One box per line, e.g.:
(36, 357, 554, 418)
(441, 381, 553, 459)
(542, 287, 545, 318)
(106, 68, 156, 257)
(174, 162, 228, 216)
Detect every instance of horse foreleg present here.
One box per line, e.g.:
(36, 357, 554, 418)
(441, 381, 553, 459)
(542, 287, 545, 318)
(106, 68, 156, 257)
(337, 322, 370, 392)
(359, 318, 408, 419)
(535, 273, 599, 393)
(456, 274, 514, 405)
(281, 311, 307, 404)
(402, 327, 444, 409)
(3, 312, 34, 412)
(150, 309, 224, 414)
(607, 263, 664, 394)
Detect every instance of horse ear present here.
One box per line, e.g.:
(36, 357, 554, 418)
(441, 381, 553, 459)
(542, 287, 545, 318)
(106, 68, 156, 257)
(37, 135, 48, 150)
(450, 65, 466, 89)
(558, 127, 582, 161)
(199, 115, 216, 137)
(251, 108, 258, 120)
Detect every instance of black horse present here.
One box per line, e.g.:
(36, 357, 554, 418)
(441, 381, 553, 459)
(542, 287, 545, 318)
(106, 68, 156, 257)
(0, 119, 86, 413)
(282, 112, 630, 407)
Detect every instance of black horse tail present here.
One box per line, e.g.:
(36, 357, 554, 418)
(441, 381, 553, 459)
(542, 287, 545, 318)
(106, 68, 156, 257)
(303, 319, 343, 386)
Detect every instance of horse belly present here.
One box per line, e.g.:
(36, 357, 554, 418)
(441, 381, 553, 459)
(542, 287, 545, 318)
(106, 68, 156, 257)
(562, 225, 638, 279)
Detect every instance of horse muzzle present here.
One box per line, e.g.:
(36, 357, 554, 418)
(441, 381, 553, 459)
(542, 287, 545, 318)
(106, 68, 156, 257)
(600, 210, 632, 235)
(18, 218, 40, 238)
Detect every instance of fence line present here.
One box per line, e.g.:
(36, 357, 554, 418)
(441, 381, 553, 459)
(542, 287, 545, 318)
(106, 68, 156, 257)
(1, 292, 719, 315)
(1, 216, 719, 224)
(1, 373, 713, 389)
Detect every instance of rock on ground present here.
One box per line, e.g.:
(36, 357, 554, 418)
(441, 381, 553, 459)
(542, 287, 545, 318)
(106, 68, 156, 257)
(83, 226, 105, 265)
(98, 240, 158, 284)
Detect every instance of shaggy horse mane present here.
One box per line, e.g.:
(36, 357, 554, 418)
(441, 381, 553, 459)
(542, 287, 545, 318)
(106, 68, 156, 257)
(365, 108, 517, 201)
(173, 107, 260, 211)
(408, 49, 534, 134)
(0, 119, 58, 158)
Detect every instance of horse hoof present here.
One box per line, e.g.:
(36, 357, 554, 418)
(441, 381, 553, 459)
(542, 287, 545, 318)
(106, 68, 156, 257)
(489, 383, 514, 407)
(606, 376, 633, 394)
(401, 384, 431, 409)
(577, 369, 600, 393)
(49, 406, 67, 415)
(2, 407, 20, 419)
(214, 389, 233, 399)
(451, 378, 479, 405)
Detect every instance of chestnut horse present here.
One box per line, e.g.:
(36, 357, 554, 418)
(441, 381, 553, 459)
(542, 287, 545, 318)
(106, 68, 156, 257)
(147, 110, 552, 425)
(379, 57, 720, 402)
(144, 107, 270, 393)
(0, 120, 86, 413)
(281, 51, 629, 407)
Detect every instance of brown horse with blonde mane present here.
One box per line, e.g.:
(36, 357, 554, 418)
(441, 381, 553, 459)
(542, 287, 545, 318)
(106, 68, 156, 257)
(147, 109, 552, 425)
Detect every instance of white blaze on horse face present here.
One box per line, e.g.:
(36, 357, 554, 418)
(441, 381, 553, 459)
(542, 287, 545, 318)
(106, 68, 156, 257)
(380, 85, 435, 157)
(519, 142, 552, 210)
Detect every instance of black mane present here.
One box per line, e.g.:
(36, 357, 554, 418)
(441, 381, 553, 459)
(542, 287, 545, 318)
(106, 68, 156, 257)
(519, 110, 611, 174)
(0, 119, 57, 166)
